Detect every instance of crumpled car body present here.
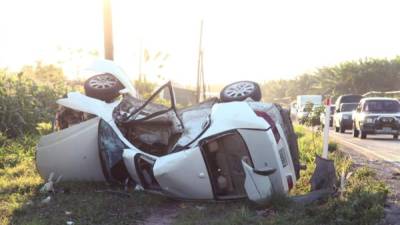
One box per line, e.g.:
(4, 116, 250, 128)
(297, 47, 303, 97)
(36, 62, 299, 204)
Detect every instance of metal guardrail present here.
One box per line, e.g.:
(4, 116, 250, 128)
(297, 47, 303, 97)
(362, 90, 400, 97)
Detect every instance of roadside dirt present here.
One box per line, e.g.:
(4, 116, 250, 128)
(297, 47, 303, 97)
(339, 145, 400, 225)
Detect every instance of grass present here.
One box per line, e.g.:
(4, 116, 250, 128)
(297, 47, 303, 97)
(0, 126, 389, 225)
(0, 134, 169, 225)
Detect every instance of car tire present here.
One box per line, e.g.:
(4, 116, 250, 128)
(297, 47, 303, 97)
(335, 126, 339, 132)
(220, 81, 261, 102)
(360, 130, 367, 139)
(394, 134, 399, 140)
(353, 124, 359, 138)
(340, 126, 345, 133)
(84, 73, 124, 102)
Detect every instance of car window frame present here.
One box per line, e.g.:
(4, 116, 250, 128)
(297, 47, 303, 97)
(124, 81, 184, 127)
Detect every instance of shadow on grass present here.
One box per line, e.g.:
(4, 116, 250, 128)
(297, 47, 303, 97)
(8, 182, 172, 225)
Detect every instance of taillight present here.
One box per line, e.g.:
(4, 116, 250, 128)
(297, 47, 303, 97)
(254, 110, 280, 143)
(286, 175, 294, 191)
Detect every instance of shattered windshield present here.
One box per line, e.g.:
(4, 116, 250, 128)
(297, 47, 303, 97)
(171, 98, 217, 151)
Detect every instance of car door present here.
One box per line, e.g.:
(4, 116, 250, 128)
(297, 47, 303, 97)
(238, 129, 290, 204)
(241, 160, 274, 204)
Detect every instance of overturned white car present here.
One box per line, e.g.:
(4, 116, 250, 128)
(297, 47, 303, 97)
(36, 60, 300, 204)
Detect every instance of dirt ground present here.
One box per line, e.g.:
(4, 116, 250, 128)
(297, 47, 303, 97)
(338, 144, 400, 225)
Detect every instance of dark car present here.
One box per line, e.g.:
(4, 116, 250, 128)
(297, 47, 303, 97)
(335, 94, 362, 111)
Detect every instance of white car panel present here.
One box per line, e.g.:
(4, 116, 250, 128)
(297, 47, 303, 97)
(153, 147, 213, 199)
(36, 118, 106, 181)
(196, 102, 270, 145)
(242, 160, 273, 204)
(238, 129, 288, 193)
(57, 92, 119, 122)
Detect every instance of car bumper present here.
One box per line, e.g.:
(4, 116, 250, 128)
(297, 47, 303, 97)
(360, 122, 400, 134)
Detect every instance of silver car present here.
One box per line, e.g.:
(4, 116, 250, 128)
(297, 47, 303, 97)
(36, 60, 300, 204)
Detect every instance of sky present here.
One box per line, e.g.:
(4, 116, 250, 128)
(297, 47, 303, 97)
(1, 0, 400, 85)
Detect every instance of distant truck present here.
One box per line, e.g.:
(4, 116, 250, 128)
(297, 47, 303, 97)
(297, 95, 323, 108)
(295, 95, 323, 123)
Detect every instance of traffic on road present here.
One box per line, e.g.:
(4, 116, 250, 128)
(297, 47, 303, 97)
(290, 94, 400, 166)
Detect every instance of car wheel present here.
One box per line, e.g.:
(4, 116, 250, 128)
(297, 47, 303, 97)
(84, 73, 124, 102)
(394, 134, 399, 140)
(360, 130, 367, 139)
(340, 126, 345, 133)
(353, 124, 359, 138)
(220, 81, 261, 102)
(335, 126, 339, 132)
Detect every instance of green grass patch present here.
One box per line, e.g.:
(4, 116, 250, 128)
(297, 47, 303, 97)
(0, 126, 388, 225)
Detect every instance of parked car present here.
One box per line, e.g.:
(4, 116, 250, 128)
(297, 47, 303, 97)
(320, 105, 336, 128)
(333, 103, 358, 133)
(36, 60, 300, 204)
(352, 97, 400, 139)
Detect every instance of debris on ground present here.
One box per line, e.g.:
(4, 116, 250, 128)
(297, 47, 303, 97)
(256, 208, 276, 217)
(310, 155, 337, 191)
(291, 189, 333, 205)
(195, 205, 205, 211)
(39, 172, 63, 193)
(40, 196, 52, 205)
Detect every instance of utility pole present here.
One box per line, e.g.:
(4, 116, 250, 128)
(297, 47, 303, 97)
(196, 20, 206, 103)
(103, 0, 114, 60)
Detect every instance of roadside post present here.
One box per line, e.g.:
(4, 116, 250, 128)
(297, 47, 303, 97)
(322, 97, 331, 159)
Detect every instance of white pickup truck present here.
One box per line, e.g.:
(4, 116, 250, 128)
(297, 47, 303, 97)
(352, 97, 400, 139)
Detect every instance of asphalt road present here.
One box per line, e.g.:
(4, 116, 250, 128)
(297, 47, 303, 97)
(329, 128, 400, 167)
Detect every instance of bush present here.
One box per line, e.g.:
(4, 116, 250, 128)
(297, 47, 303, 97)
(0, 133, 37, 169)
(0, 69, 67, 138)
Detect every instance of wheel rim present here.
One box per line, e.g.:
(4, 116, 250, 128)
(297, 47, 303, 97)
(224, 82, 255, 98)
(88, 74, 118, 89)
